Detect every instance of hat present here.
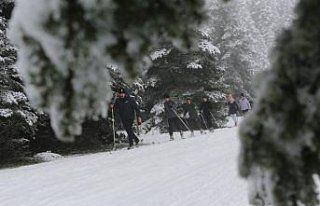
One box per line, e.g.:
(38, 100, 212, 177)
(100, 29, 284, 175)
(240, 93, 244, 97)
(117, 87, 126, 94)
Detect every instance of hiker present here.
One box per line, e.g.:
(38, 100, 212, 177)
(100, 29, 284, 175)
(182, 97, 202, 136)
(199, 95, 214, 132)
(227, 94, 239, 127)
(112, 87, 142, 149)
(163, 94, 183, 140)
(239, 93, 251, 115)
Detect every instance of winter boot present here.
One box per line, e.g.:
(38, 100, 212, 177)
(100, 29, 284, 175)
(170, 135, 174, 141)
(180, 131, 185, 139)
(134, 138, 140, 145)
(128, 141, 134, 149)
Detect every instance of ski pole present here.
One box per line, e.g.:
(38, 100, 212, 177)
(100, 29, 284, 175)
(199, 112, 209, 130)
(111, 107, 116, 150)
(209, 112, 216, 129)
(173, 110, 192, 132)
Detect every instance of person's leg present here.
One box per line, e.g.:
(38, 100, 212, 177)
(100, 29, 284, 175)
(173, 117, 183, 137)
(195, 118, 204, 133)
(199, 114, 208, 131)
(122, 119, 137, 146)
(168, 118, 174, 140)
(187, 119, 194, 132)
(205, 113, 213, 129)
(187, 119, 195, 136)
(231, 114, 238, 126)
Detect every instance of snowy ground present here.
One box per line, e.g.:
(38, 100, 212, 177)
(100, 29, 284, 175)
(0, 126, 250, 206)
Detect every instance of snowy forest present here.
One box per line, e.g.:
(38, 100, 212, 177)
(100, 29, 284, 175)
(2, 0, 320, 206)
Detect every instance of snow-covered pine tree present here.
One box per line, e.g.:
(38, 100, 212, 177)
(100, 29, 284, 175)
(248, 0, 297, 52)
(0, 15, 37, 163)
(144, 31, 227, 130)
(239, 0, 320, 205)
(0, 0, 14, 19)
(8, 0, 206, 142)
(207, 0, 267, 98)
(207, 0, 297, 99)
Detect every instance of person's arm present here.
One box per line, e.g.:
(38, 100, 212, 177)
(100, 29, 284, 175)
(246, 98, 251, 110)
(171, 101, 177, 111)
(130, 97, 142, 123)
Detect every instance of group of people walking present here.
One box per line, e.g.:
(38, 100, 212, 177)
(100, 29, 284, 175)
(164, 94, 215, 140)
(110, 87, 251, 149)
(227, 93, 252, 127)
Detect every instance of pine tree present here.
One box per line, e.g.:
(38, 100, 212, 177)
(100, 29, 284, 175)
(239, 0, 320, 205)
(207, 0, 296, 98)
(8, 0, 206, 142)
(248, 0, 297, 53)
(144, 31, 227, 130)
(0, 16, 37, 163)
(207, 0, 264, 97)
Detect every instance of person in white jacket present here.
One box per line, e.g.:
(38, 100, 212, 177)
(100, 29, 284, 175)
(239, 93, 251, 115)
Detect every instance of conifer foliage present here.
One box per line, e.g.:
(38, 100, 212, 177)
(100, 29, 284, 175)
(0, 16, 37, 163)
(239, 0, 320, 205)
(8, 0, 206, 142)
(144, 32, 227, 129)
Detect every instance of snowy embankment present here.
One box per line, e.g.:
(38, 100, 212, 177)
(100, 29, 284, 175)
(0, 127, 249, 206)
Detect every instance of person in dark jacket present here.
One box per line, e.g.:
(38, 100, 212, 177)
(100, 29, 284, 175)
(227, 94, 239, 127)
(199, 95, 214, 132)
(163, 94, 183, 140)
(112, 87, 142, 149)
(182, 97, 202, 136)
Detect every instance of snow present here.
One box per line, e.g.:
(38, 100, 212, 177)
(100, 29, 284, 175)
(33, 152, 63, 162)
(150, 103, 164, 124)
(0, 127, 249, 206)
(150, 48, 172, 61)
(16, 110, 38, 126)
(198, 40, 220, 55)
(0, 91, 27, 105)
(146, 77, 159, 88)
(0, 108, 13, 117)
(187, 62, 203, 69)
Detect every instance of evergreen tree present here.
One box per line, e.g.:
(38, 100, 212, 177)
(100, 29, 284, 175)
(8, 0, 206, 142)
(239, 0, 320, 205)
(0, 16, 37, 163)
(144, 31, 227, 130)
(207, 0, 264, 97)
(248, 0, 297, 51)
(207, 0, 297, 98)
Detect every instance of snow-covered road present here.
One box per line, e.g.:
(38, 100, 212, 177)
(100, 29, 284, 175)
(0, 127, 249, 206)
